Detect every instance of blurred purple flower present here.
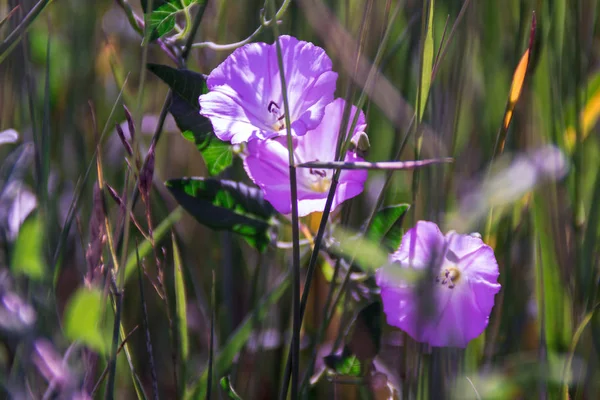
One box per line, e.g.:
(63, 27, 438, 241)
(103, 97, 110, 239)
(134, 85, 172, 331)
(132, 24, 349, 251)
(376, 221, 501, 348)
(243, 98, 368, 216)
(199, 35, 337, 144)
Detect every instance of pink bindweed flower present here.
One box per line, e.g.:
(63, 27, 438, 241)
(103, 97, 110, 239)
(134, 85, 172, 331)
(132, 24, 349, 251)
(199, 35, 337, 144)
(376, 221, 501, 348)
(243, 98, 368, 217)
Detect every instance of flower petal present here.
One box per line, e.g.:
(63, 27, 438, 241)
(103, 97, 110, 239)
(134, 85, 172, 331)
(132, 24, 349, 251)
(390, 221, 445, 268)
(425, 284, 494, 348)
(244, 99, 368, 216)
(200, 35, 336, 144)
(276, 36, 338, 136)
(378, 221, 502, 348)
(445, 231, 486, 259)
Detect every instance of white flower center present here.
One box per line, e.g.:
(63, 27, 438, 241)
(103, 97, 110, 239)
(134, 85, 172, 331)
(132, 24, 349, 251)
(308, 168, 330, 193)
(267, 100, 286, 131)
(435, 266, 461, 289)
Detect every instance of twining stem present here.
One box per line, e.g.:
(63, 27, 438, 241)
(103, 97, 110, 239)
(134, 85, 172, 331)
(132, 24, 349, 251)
(192, 0, 292, 51)
(267, 1, 300, 399)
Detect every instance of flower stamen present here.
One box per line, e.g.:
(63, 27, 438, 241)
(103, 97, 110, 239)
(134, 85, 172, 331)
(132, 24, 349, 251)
(267, 100, 286, 131)
(437, 266, 461, 289)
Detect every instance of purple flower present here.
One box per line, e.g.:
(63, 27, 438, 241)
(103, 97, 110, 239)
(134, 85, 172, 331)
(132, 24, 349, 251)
(243, 98, 368, 217)
(199, 35, 337, 144)
(376, 221, 501, 348)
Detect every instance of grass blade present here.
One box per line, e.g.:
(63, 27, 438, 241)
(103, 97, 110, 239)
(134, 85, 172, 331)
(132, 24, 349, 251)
(172, 233, 189, 396)
(185, 275, 290, 400)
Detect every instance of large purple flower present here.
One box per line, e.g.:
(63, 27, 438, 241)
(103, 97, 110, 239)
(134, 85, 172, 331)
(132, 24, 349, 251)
(243, 98, 368, 217)
(199, 35, 337, 144)
(376, 221, 501, 348)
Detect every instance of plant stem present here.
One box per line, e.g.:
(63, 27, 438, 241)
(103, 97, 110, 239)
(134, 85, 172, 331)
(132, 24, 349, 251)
(267, 1, 300, 398)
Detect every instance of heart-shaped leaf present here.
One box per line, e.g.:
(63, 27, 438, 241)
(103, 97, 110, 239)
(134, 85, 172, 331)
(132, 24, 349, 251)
(149, 63, 233, 175)
(144, 0, 203, 40)
(165, 178, 276, 252)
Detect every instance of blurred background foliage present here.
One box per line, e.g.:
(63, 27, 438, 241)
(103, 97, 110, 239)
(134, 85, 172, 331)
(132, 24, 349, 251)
(0, 0, 599, 399)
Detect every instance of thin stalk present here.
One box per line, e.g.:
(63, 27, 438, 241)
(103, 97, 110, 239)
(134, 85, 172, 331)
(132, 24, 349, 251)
(114, 0, 209, 278)
(206, 270, 216, 400)
(0, 0, 51, 63)
(268, 1, 300, 398)
(136, 244, 159, 400)
(105, 284, 123, 400)
(280, 4, 402, 398)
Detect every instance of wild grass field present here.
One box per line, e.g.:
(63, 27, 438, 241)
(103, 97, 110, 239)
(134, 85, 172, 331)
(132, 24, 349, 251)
(0, 0, 599, 399)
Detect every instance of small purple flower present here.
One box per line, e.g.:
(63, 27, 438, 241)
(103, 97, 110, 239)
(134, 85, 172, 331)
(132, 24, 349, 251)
(243, 98, 368, 217)
(199, 35, 338, 144)
(376, 221, 501, 348)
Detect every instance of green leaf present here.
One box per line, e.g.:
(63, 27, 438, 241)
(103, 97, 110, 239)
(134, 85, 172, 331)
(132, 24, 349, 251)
(172, 234, 189, 394)
(141, 0, 169, 12)
(185, 276, 289, 399)
(219, 376, 243, 400)
(165, 178, 275, 252)
(366, 204, 410, 252)
(417, 0, 434, 122)
(324, 347, 363, 377)
(199, 137, 233, 175)
(149, 64, 233, 175)
(11, 215, 45, 281)
(64, 288, 107, 354)
(145, 0, 201, 40)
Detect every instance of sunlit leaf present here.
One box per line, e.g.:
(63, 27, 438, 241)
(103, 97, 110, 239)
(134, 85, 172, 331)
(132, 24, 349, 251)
(324, 347, 363, 377)
(166, 178, 275, 252)
(11, 215, 44, 281)
(182, 131, 233, 175)
(366, 204, 410, 252)
(185, 276, 289, 399)
(64, 288, 107, 354)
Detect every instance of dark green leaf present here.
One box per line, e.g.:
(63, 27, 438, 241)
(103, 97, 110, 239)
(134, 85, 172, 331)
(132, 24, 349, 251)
(347, 302, 382, 360)
(165, 178, 276, 252)
(149, 64, 231, 175)
(219, 376, 243, 400)
(366, 204, 410, 252)
(172, 93, 212, 145)
(148, 63, 208, 108)
(185, 276, 289, 399)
